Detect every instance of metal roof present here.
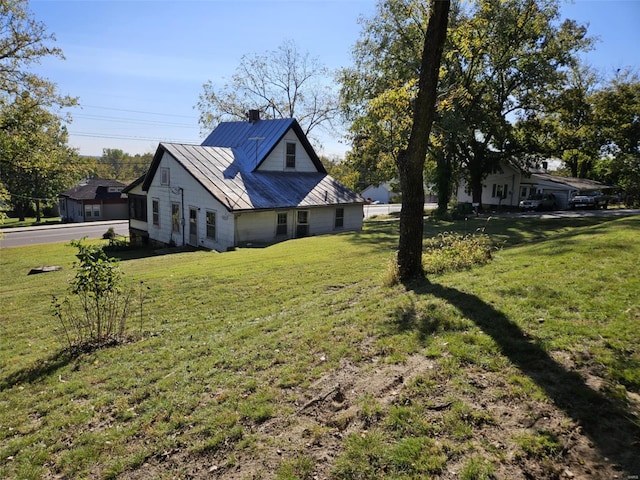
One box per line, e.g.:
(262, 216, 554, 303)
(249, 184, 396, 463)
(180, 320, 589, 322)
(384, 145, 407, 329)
(530, 173, 614, 191)
(201, 118, 325, 173)
(152, 143, 362, 212)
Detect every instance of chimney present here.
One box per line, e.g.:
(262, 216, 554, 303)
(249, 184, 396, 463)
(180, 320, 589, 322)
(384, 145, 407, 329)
(248, 109, 260, 123)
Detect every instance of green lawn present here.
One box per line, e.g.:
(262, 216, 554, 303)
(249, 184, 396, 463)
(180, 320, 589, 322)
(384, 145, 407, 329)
(1, 215, 639, 479)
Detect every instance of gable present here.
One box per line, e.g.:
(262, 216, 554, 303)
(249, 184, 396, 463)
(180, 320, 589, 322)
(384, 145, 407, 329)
(257, 129, 317, 172)
(201, 118, 325, 173)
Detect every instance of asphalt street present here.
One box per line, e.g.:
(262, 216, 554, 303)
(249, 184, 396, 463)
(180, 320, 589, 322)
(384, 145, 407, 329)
(0, 220, 129, 248)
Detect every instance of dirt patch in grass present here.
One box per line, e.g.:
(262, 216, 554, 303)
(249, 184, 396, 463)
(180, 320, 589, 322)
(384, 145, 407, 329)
(130, 350, 639, 480)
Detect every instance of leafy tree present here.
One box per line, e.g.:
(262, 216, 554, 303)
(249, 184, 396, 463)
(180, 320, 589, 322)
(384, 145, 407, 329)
(89, 148, 151, 182)
(339, 0, 427, 193)
(1, 0, 78, 220)
(591, 71, 640, 205)
(440, 0, 591, 209)
(341, 0, 592, 212)
(0, 0, 72, 105)
(397, 0, 450, 281)
(197, 39, 339, 146)
(0, 92, 79, 221)
(514, 64, 601, 178)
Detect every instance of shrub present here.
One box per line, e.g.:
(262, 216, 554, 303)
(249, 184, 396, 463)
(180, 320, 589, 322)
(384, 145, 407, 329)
(102, 226, 116, 240)
(422, 231, 493, 274)
(52, 240, 140, 349)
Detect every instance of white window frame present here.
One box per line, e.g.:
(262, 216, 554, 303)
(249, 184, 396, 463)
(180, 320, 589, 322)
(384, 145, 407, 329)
(171, 203, 180, 233)
(285, 142, 296, 169)
(160, 167, 170, 186)
(206, 210, 216, 240)
(276, 212, 288, 236)
(152, 199, 160, 226)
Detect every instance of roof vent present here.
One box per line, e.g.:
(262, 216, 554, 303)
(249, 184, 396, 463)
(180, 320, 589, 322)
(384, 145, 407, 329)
(248, 109, 260, 123)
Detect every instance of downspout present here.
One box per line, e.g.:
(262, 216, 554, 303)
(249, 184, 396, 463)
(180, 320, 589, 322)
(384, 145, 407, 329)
(181, 188, 185, 246)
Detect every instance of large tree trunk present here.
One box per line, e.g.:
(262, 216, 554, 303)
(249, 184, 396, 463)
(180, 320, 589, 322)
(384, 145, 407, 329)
(397, 0, 450, 281)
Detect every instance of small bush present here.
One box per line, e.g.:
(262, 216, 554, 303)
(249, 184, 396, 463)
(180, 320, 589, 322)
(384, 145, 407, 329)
(422, 231, 493, 274)
(102, 227, 116, 240)
(52, 240, 144, 350)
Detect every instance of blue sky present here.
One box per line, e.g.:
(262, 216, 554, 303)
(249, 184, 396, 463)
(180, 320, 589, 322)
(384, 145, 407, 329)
(28, 0, 640, 159)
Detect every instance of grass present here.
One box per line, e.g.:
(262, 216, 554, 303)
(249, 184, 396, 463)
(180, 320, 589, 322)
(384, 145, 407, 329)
(1, 214, 639, 479)
(0, 216, 62, 229)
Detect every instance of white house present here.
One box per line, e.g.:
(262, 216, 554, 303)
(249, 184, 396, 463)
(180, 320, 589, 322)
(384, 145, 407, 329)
(361, 182, 397, 204)
(123, 112, 364, 251)
(455, 162, 612, 210)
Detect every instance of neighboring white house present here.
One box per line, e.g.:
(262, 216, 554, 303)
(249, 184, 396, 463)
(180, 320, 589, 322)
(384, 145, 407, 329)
(59, 178, 128, 223)
(362, 182, 397, 204)
(123, 112, 364, 251)
(455, 162, 613, 209)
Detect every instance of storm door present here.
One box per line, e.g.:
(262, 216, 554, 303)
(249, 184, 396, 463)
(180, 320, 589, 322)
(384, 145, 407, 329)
(189, 208, 198, 246)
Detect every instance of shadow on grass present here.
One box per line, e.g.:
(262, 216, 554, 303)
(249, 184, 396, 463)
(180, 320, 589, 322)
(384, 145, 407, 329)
(0, 340, 124, 392)
(0, 348, 78, 392)
(405, 278, 640, 475)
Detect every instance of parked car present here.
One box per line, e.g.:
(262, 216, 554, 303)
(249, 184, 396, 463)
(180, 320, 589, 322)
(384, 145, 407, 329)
(519, 193, 556, 211)
(568, 190, 609, 209)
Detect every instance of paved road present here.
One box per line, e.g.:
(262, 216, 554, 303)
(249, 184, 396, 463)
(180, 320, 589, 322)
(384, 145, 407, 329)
(487, 208, 640, 220)
(0, 220, 129, 248)
(364, 203, 438, 219)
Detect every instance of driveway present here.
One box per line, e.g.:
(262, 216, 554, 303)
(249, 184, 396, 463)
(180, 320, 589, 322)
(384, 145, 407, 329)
(487, 208, 640, 220)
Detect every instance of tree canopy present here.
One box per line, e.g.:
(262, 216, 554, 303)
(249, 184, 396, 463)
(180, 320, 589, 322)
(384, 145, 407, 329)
(1, 0, 79, 220)
(0, 92, 79, 220)
(340, 0, 593, 211)
(0, 0, 73, 106)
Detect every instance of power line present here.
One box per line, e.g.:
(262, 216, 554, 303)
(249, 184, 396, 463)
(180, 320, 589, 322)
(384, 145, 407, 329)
(70, 132, 200, 143)
(80, 104, 198, 120)
(72, 113, 197, 129)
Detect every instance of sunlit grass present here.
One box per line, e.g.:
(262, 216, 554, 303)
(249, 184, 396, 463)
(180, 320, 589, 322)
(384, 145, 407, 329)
(1, 215, 639, 478)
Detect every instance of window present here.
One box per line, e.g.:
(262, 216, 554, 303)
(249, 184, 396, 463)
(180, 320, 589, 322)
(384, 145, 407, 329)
(296, 210, 309, 237)
(206, 211, 216, 239)
(276, 212, 288, 236)
(285, 142, 296, 169)
(129, 195, 147, 221)
(492, 184, 508, 199)
(152, 199, 160, 226)
(171, 203, 180, 233)
(84, 204, 100, 219)
(160, 167, 170, 186)
(335, 208, 344, 228)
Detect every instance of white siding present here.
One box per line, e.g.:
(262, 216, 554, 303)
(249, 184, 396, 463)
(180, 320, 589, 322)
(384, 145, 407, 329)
(361, 183, 394, 203)
(235, 205, 363, 246)
(235, 211, 280, 244)
(456, 165, 522, 207)
(258, 130, 316, 172)
(146, 151, 235, 250)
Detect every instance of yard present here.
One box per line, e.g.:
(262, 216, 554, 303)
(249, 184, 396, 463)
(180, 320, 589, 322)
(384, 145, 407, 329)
(1, 214, 639, 479)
